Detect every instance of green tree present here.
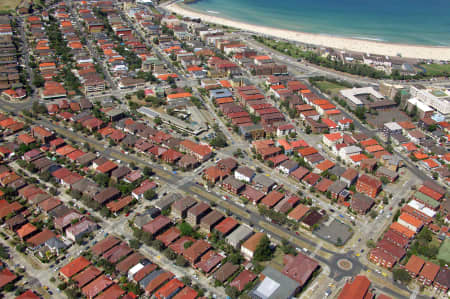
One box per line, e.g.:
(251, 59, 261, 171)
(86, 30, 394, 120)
(151, 240, 164, 251)
(136, 89, 145, 100)
(253, 235, 272, 262)
(225, 286, 240, 299)
(178, 222, 195, 237)
(393, 268, 411, 284)
(94, 173, 110, 187)
(154, 116, 162, 125)
(164, 248, 176, 260)
(129, 239, 141, 249)
(143, 166, 153, 176)
(144, 189, 157, 200)
(175, 255, 188, 267)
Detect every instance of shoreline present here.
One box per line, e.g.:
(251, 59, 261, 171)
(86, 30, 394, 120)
(164, 3, 450, 60)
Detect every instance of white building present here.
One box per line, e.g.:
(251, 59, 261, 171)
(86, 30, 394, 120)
(410, 85, 450, 115)
(339, 145, 362, 163)
(234, 166, 255, 183)
(340, 87, 384, 108)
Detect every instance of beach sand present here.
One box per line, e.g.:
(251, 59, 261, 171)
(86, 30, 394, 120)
(165, 3, 450, 60)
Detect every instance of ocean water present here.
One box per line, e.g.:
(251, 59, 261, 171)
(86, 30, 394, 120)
(187, 0, 450, 46)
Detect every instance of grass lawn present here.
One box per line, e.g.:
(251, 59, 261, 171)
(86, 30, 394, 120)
(437, 239, 450, 264)
(314, 80, 348, 95)
(0, 0, 21, 11)
(268, 247, 285, 272)
(420, 63, 450, 76)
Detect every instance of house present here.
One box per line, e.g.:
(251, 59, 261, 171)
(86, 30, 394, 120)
(241, 232, 265, 260)
(404, 255, 425, 277)
(179, 140, 212, 162)
(222, 176, 245, 194)
(356, 174, 382, 198)
(225, 225, 253, 249)
(278, 159, 299, 175)
(261, 190, 284, 209)
(143, 215, 171, 235)
(183, 239, 211, 264)
(214, 217, 238, 237)
(203, 166, 228, 184)
(171, 196, 197, 219)
(433, 268, 450, 294)
(323, 132, 343, 147)
(154, 278, 184, 299)
(282, 253, 319, 288)
(328, 181, 347, 200)
(234, 166, 255, 183)
(213, 262, 239, 284)
(369, 248, 397, 269)
(376, 167, 398, 183)
(132, 180, 157, 200)
(398, 213, 423, 232)
(66, 218, 98, 242)
(340, 168, 359, 187)
(287, 204, 310, 221)
(337, 275, 373, 299)
(186, 202, 210, 226)
(251, 266, 300, 299)
(81, 275, 113, 299)
(230, 270, 257, 292)
(301, 210, 323, 230)
(253, 174, 276, 193)
(94, 187, 120, 205)
(351, 193, 375, 214)
(418, 262, 440, 286)
(383, 122, 403, 137)
(59, 256, 91, 280)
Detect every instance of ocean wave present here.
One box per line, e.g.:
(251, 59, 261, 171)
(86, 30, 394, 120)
(207, 10, 220, 14)
(351, 36, 385, 42)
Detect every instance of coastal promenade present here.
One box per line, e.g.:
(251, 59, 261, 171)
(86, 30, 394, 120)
(164, 3, 450, 60)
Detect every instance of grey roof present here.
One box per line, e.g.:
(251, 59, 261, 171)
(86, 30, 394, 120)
(351, 193, 375, 212)
(134, 214, 154, 229)
(279, 159, 299, 170)
(139, 269, 164, 288)
(209, 88, 233, 99)
(329, 166, 346, 177)
(111, 166, 131, 179)
(253, 174, 276, 188)
(154, 193, 182, 210)
(72, 178, 100, 198)
(76, 152, 98, 165)
(251, 266, 300, 299)
(223, 176, 245, 190)
(376, 166, 398, 179)
(225, 225, 253, 248)
(45, 237, 68, 250)
(105, 108, 125, 117)
(328, 181, 347, 194)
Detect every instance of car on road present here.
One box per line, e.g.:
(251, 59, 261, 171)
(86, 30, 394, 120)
(329, 209, 335, 213)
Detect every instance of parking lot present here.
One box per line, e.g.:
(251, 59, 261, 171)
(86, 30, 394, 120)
(314, 219, 353, 246)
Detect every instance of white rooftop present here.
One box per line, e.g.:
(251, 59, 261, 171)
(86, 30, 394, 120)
(407, 97, 434, 112)
(253, 277, 280, 299)
(407, 200, 436, 218)
(384, 122, 403, 131)
(340, 87, 384, 106)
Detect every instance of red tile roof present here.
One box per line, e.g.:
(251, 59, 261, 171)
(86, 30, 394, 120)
(81, 275, 113, 298)
(405, 255, 425, 275)
(214, 217, 238, 235)
(337, 275, 371, 299)
(230, 269, 257, 292)
(60, 256, 91, 278)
